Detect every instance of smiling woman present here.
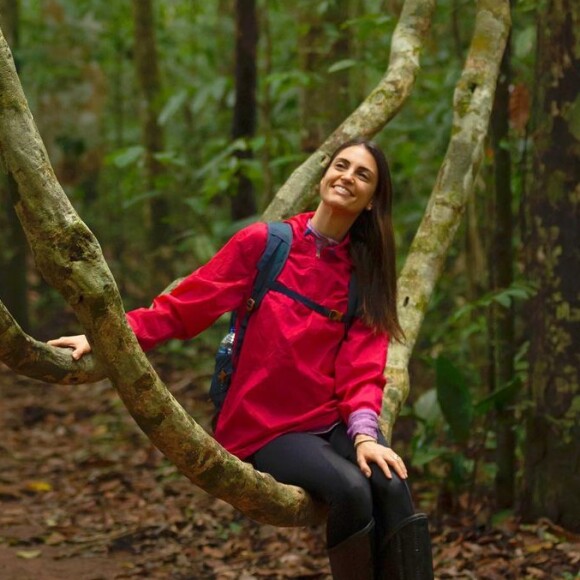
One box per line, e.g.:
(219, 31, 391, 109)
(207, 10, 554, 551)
(317, 145, 378, 224)
(49, 139, 433, 579)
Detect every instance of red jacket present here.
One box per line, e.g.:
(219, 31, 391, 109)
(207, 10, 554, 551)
(126, 212, 388, 459)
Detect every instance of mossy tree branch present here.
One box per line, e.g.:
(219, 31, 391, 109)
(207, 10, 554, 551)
(381, 0, 511, 440)
(0, 299, 107, 383)
(262, 0, 437, 221)
(0, 27, 326, 528)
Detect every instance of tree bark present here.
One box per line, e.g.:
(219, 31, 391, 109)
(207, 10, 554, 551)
(520, 1, 580, 531)
(257, 4, 274, 206)
(0, 0, 510, 525)
(231, 0, 258, 221)
(489, 24, 516, 510)
(131, 0, 171, 286)
(0, 300, 107, 383)
(0, 0, 28, 332)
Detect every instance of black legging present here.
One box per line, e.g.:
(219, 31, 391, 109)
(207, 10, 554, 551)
(251, 423, 415, 548)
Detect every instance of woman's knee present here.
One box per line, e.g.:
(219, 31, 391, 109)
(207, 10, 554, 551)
(370, 467, 415, 513)
(329, 469, 374, 522)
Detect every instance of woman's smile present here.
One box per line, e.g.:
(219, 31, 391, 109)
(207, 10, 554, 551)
(333, 183, 353, 197)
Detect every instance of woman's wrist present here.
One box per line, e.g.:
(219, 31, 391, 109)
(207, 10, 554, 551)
(353, 434, 377, 449)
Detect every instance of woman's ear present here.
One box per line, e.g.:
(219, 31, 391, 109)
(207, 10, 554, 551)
(366, 202, 373, 211)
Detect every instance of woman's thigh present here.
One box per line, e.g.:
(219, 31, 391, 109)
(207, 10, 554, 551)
(252, 431, 374, 546)
(252, 431, 370, 504)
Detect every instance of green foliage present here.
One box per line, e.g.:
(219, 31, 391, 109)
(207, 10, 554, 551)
(436, 356, 473, 443)
(406, 278, 534, 507)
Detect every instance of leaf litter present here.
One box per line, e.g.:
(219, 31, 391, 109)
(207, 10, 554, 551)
(0, 363, 578, 579)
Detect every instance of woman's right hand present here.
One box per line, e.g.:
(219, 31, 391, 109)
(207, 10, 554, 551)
(47, 335, 91, 360)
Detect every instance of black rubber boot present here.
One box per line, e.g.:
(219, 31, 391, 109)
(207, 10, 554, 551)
(328, 520, 375, 580)
(378, 513, 434, 580)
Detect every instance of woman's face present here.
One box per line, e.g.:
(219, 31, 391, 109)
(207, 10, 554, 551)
(319, 145, 378, 217)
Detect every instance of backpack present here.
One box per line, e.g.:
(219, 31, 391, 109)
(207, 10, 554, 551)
(209, 221, 359, 411)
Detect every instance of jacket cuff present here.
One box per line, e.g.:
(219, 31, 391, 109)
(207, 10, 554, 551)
(347, 409, 379, 440)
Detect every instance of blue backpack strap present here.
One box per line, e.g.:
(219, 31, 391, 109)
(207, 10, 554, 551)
(345, 272, 359, 329)
(233, 222, 292, 358)
(269, 280, 345, 321)
(248, 222, 292, 311)
(270, 274, 358, 331)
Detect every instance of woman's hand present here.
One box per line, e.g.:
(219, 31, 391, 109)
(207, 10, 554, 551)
(354, 436, 408, 480)
(47, 335, 91, 360)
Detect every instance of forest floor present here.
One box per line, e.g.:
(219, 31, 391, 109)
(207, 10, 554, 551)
(1, 361, 579, 580)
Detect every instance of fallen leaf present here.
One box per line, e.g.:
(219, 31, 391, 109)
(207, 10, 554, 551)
(525, 566, 548, 578)
(24, 480, 53, 493)
(16, 550, 42, 559)
(45, 531, 67, 545)
(524, 541, 554, 554)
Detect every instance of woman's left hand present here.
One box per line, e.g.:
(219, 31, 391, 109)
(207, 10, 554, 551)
(354, 437, 408, 480)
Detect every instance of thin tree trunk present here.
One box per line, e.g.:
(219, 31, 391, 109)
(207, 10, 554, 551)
(464, 185, 486, 381)
(0, 175, 28, 330)
(231, 0, 258, 221)
(258, 3, 274, 207)
(0, 0, 28, 331)
(298, 0, 351, 153)
(131, 0, 171, 286)
(489, 26, 516, 510)
(520, 1, 580, 531)
(110, 9, 129, 295)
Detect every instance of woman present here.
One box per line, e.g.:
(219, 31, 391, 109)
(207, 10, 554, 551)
(49, 139, 434, 579)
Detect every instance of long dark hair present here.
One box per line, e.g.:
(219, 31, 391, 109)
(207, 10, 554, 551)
(326, 138, 404, 341)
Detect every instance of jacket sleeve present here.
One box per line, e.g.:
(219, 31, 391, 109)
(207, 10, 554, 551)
(126, 222, 268, 351)
(334, 319, 389, 422)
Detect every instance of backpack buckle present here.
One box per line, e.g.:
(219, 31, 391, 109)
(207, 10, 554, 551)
(246, 298, 256, 312)
(329, 310, 343, 322)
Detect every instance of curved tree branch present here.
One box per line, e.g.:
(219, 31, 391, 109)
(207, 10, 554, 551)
(0, 27, 326, 528)
(380, 0, 511, 440)
(0, 298, 107, 383)
(262, 0, 437, 221)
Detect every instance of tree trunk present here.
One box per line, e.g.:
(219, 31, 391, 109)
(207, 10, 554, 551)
(0, 0, 28, 332)
(0, 0, 18, 46)
(131, 0, 171, 286)
(298, 0, 351, 153)
(231, 0, 258, 221)
(520, 1, 580, 531)
(257, 3, 274, 207)
(0, 0, 510, 525)
(489, 25, 515, 509)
